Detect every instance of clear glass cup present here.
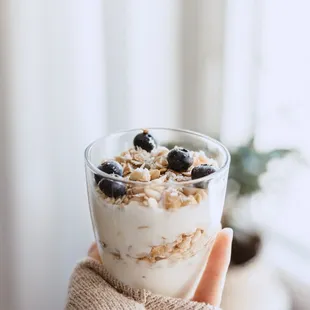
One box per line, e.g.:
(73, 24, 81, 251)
(85, 128, 230, 298)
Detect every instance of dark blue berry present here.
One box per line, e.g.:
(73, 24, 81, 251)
(191, 164, 216, 180)
(99, 178, 126, 198)
(167, 148, 193, 172)
(191, 164, 216, 188)
(95, 161, 123, 184)
(133, 130, 157, 152)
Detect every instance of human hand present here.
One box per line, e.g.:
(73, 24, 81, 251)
(88, 228, 233, 308)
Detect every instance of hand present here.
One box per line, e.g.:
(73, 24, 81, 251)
(88, 228, 233, 308)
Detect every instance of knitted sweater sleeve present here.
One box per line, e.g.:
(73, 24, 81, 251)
(65, 258, 220, 310)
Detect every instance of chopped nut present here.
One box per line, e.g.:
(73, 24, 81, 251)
(183, 187, 198, 196)
(164, 190, 182, 209)
(144, 187, 161, 201)
(150, 169, 161, 180)
(129, 168, 151, 182)
(195, 193, 203, 203)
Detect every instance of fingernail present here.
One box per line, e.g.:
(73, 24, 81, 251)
(222, 227, 233, 238)
(87, 242, 97, 255)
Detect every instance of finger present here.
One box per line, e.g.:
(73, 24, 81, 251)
(193, 228, 233, 306)
(87, 242, 102, 263)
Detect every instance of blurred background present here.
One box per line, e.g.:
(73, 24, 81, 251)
(0, 0, 310, 309)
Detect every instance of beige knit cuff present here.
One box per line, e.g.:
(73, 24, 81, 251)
(66, 258, 221, 310)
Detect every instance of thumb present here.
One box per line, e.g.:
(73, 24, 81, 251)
(88, 242, 102, 262)
(193, 228, 233, 307)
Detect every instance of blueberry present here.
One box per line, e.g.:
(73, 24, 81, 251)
(94, 161, 123, 184)
(133, 130, 157, 152)
(191, 164, 216, 180)
(99, 178, 126, 198)
(167, 147, 193, 172)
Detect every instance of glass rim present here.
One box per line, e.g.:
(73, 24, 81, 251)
(84, 127, 230, 186)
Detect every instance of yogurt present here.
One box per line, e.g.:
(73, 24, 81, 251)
(89, 176, 226, 297)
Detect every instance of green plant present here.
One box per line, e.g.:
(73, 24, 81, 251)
(229, 138, 294, 196)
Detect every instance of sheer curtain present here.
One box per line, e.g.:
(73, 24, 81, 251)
(0, 1, 227, 310)
(3, 1, 310, 309)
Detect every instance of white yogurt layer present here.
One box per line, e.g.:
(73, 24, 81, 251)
(89, 176, 227, 298)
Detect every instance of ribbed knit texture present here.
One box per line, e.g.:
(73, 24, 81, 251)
(65, 258, 220, 310)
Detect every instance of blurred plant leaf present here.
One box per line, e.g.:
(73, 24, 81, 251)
(229, 138, 294, 196)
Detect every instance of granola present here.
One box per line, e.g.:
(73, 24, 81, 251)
(136, 228, 210, 264)
(96, 142, 217, 209)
